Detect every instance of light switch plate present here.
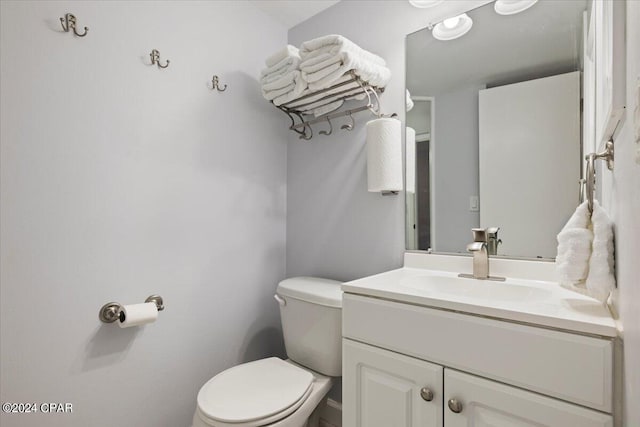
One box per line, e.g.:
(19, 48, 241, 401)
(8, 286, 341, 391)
(469, 196, 479, 212)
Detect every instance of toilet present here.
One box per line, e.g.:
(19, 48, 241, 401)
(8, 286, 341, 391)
(192, 277, 343, 427)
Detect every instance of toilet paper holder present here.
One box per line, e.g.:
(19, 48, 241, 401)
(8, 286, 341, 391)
(99, 295, 165, 323)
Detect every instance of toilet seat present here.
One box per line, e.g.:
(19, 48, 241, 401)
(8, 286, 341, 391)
(196, 358, 314, 427)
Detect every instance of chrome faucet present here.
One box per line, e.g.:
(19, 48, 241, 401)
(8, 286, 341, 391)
(459, 228, 505, 281)
(486, 227, 502, 256)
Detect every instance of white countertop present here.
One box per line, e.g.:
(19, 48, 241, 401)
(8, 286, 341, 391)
(342, 254, 617, 338)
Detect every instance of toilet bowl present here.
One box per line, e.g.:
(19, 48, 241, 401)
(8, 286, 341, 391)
(192, 277, 342, 427)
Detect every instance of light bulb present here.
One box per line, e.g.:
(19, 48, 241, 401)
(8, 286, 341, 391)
(443, 16, 460, 29)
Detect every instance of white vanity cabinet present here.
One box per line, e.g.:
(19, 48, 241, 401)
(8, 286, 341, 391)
(342, 293, 615, 427)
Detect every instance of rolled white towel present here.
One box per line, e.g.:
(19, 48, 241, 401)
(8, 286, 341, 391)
(265, 44, 299, 68)
(585, 201, 615, 303)
(556, 201, 592, 286)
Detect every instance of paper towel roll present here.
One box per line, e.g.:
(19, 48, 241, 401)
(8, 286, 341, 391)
(118, 302, 158, 328)
(366, 117, 403, 193)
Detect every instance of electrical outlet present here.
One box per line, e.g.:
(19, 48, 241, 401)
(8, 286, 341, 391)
(469, 196, 479, 212)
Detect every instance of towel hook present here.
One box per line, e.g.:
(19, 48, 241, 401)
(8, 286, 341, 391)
(341, 111, 355, 131)
(150, 49, 170, 69)
(299, 123, 313, 141)
(211, 75, 227, 92)
(60, 13, 88, 37)
(319, 116, 333, 136)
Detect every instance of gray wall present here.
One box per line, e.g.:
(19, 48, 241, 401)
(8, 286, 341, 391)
(286, 0, 486, 281)
(0, 2, 288, 426)
(433, 84, 483, 253)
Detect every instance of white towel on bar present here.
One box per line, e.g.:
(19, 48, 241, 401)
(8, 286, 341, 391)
(556, 201, 592, 286)
(585, 201, 616, 302)
(556, 201, 615, 303)
(274, 74, 365, 108)
(265, 45, 299, 68)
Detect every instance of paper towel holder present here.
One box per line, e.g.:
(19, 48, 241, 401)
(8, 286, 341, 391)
(99, 294, 165, 323)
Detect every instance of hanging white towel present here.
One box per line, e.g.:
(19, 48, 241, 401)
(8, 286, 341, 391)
(585, 201, 615, 302)
(556, 201, 592, 287)
(406, 89, 414, 112)
(556, 201, 615, 303)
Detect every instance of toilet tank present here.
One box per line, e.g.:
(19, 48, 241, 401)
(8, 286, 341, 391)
(276, 277, 342, 377)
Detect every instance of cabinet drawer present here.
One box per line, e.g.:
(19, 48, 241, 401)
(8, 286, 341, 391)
(343, 294, 613, 412)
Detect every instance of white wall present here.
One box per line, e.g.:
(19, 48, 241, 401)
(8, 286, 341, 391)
(286, 0, 488, 281)
(609, 1, 640, 425)
(0, 2, 288, 427)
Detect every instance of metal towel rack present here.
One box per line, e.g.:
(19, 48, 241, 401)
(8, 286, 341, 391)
(582, 140, 614, 213)
(273, 71, 391, 140)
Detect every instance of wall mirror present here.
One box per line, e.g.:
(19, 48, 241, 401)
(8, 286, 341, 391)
(405, 0, 588, 260)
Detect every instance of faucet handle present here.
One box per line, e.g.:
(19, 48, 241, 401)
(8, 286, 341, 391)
(471, 228, 487, 243)
(486, 227, 500, 238)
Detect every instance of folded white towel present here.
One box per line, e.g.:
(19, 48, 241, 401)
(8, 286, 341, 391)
(261, 55, 301, 82)
(275, 74, 361, 108)
(305, 56, 391, 91)
(556, 201, 615, 303)
(265, 45, 299, 68)
(300, 35, 386, 67)
(262, 70, 299, 92)
(585, 201, 615, 302)
(262, 71, 307, 102)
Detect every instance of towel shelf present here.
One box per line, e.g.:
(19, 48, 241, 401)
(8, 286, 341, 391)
(272, 71, 388, 140)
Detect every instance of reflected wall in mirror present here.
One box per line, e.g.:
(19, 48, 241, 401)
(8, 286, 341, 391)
(405, 0, 588, 260)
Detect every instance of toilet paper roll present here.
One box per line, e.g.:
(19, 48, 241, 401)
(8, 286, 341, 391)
(118, 302, 158, 328)
(366, 117, 403, 192)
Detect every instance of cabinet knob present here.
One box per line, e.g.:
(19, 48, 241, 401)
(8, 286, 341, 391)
(447, 398, 463, 413)
(420, 387, 434, 401)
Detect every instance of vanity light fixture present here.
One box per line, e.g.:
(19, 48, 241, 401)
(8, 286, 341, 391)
(408, 0, 444, 8)
(431, 13, 473, 41)
(494, 0, 538, 16)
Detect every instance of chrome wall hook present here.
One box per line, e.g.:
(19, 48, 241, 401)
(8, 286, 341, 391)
(60, 13, 88, 37)
(341, 111, 355, 131)
(211, 75, 227, 92)
(319, 116, 333, 136)
(150, 49, 170, 69)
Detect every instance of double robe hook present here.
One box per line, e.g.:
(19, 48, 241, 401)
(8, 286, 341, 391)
(60, 13, 88, 37)
(150, 49, 170, 69)
(211, 75, 227, 92)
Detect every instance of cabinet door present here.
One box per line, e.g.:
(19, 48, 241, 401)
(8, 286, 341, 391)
(343, 339, 443, 427)
(444, 369, 613, 427)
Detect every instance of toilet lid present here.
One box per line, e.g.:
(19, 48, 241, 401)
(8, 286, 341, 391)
(197, 358, 314, 424)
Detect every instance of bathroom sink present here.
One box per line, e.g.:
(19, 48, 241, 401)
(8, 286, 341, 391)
(399, 275, 552, 302)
